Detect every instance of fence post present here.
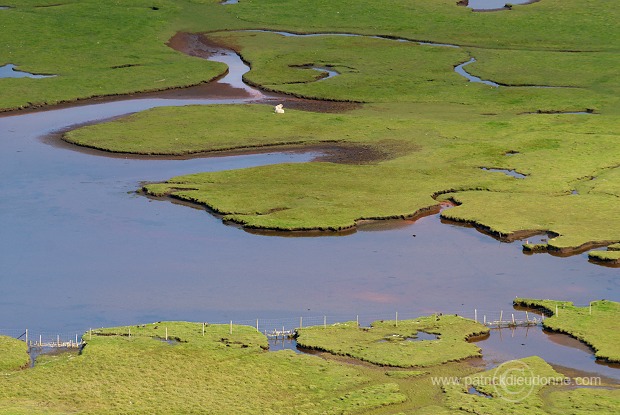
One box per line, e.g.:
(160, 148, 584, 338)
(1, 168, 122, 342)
(229, 321, 232, 335)
(202, 322, 205, 337)
(356, 315, 359, 327)
(589, 302, 592, 315)
(256, 319, 259, 332)
(555, 305, 559, 316)
(166, 327, 168, 340)
(323, 315, 327, 328)
(25, 329, 28, 346)
(89, 328, 92, 341)
(395, 311, 398, 327)
(474, 309, 477, 323)
(128, 328, 131, 339)
(300, 317, 303, 329)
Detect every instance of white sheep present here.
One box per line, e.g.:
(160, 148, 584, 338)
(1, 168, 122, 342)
(274, 104, 285, 114)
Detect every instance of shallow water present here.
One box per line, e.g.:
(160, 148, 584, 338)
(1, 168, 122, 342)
(0, 64, 55, 79)
(310, 66, 339, 81)
(474, 327, 620, 382)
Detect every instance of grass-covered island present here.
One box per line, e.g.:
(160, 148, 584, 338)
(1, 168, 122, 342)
(296, 314, 489, 367)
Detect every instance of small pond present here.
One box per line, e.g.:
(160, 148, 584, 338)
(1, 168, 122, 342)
(461, 0, 538, 11)
(0, 63, 55, 79)
(480, 167, 527, 179)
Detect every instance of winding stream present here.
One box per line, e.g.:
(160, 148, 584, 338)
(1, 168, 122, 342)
(0, 31, 617, 381)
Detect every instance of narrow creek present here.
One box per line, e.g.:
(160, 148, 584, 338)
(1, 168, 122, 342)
(0, 30, 617, 381)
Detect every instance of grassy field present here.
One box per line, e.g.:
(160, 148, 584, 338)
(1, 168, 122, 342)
(0, 322, 407, 414)
(513, 299, 620, 363)
(1, 321, 618, 414)
(296, 315, 489, 367)
(0, 0, 228, 111)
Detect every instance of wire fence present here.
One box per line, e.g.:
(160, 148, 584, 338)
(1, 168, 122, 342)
(0, 301, 603, 349)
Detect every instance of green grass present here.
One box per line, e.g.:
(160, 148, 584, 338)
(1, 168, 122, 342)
(588, 250, 620, 264)
(3, 1, 619, 260)
(226, 0, 619, 52)
(0, 0, 227, 111)
(443, 356, 620, 414)
(513, 299, 620, 363)
(0, 336, 29, 371)
(133, 104, 620, 254)
(63, 104, 354, 155)
(206, 30, 614, 112)
(0, 322, 407, 414)
(296, 315, 489, 367)
(1, 321, 618, 414)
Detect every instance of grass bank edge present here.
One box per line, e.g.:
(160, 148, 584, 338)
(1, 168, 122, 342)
(513, 298, 620, 363)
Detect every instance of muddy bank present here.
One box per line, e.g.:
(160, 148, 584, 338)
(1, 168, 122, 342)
(523, 240, 620, 257)
(438, 198, 618, 257)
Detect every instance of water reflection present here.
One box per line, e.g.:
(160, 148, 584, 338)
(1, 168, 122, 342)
(474, 326, 620, 381)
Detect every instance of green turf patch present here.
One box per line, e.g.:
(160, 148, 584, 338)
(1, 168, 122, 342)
(588, 250, 620, 264)
(296, 315, 489, 367)
(443, 356, 620, 414)
(0, 336, 29, 371)
(513, 299, 620, 363)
